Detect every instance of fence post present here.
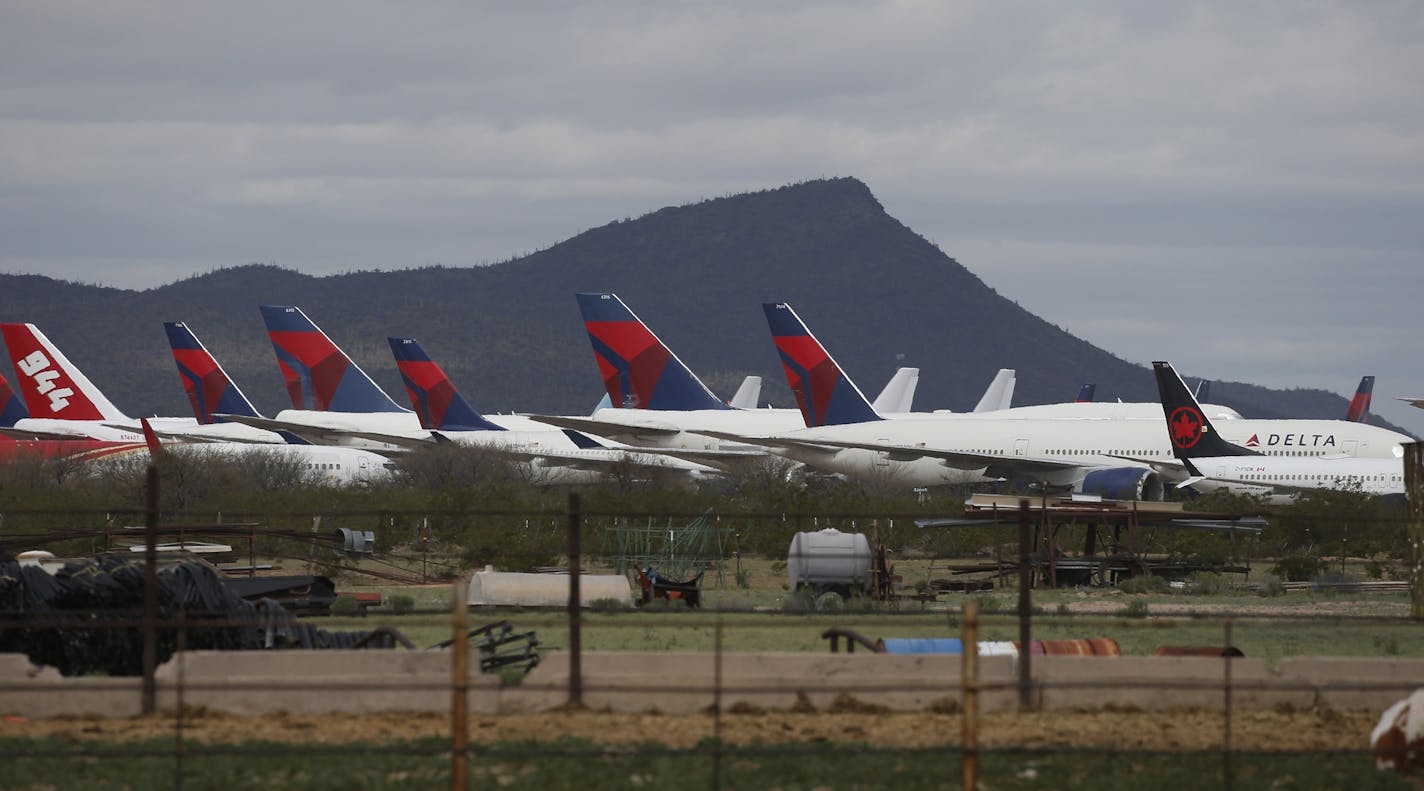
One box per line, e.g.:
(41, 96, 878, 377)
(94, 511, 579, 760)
(1406, 443, 1424, 619)
(567, 492, 583, 707)
(451, 576, 469, 790)
(142, 464, 159, 715)
(1017, 499, 1033, 708)
(961, 598, 979, 789)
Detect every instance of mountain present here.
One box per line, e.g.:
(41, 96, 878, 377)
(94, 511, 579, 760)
(0, 178, 1410, 436)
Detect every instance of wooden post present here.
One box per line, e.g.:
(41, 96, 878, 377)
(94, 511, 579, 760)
(1017, 499, 1033, 708)
(961, 598, 979, 789)
(450, 576, 469, 790)
(1406, 443, 1424, 619)
(141, 465, 159, 715)
(567, 493, 583, 707)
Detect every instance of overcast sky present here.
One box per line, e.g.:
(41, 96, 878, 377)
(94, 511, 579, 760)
(3, 1, 1422, 436)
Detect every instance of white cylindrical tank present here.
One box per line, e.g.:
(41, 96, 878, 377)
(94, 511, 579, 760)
(467, 566, 633, 608)
(786, 529, 872, 592)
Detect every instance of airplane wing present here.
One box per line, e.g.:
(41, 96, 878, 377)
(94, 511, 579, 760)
(695, 430, 845, 459)
(795, 438, 1076, 477)
(1398, 397, 1424, 409)
(212, 414, 419, 450)
(0, 426, 94, 441)
(431, 433, 717, 476)
(525, 414, 683, 439)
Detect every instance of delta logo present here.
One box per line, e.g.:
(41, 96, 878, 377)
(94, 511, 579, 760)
(1243, 433, 1335, 448)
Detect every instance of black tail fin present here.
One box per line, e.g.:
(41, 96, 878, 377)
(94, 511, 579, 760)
(1152, 362, 1257, 461)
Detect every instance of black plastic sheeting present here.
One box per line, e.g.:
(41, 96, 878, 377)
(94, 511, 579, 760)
(0, 556, 400, 676)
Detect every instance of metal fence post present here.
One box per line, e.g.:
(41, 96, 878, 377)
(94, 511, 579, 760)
(567, 492, 583, 707)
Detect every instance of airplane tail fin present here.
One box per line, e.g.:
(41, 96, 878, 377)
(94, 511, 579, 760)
(729, 376, 762, 410)
(575, 292, 727, 411)
(762, 302, 881, 427)
(260, 305, 406, 413)
(387, 337, 504, 432)
(0, 374, 30, 427)
(139, 417, 163, 455)
(164, 322, 262, 424)
(1346, 375, 1374, 423)
(872, 368, 919, 414)
(0, 323, 128, 421)
(1152, 362, 1256, 461)
(1075, 383, 1096, 403)
(973, 369, 1015, 412)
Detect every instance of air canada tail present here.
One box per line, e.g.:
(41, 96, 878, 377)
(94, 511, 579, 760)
(0, 323, 128, 421)
(762, 302, 881, 427)
(1075, 383, 1096, 403)
(164, 322, 263, 424)
(387, 337, 504, 432)
(575, 292, 727, 411)
(260, 305, 406, 413)
(1152, 361, 1256, 463)
(0, 374, 30, 427)
(1346, 375, 1374, 423)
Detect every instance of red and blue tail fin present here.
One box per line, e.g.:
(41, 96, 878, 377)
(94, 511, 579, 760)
(1346, 375, 1374, 423)
(387, 337, 504, 432)
(164, 322, 262, 424)
(575, 292, 727, 411)
(260, 305, 406, 413)
(0, 373, 29, 427)
(0, 322, 128, 421)
(1075, 383, 1095, 403)
(1153, 362, 1256, 466)
(762, 302, 881, 427)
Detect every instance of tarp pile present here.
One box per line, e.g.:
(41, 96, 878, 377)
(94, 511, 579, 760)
(0, 555, 401, 676)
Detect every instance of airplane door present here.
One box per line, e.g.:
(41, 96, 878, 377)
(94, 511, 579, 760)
(1014, 439, 1029, 457)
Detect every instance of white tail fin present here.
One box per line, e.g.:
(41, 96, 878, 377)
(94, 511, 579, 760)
(729, 376, 762, 409)
(872, 368, 919, 413)
(972, 369, 1015, 412)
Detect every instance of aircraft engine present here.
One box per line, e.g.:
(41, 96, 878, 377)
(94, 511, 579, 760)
(1078, 467, 1164, 501)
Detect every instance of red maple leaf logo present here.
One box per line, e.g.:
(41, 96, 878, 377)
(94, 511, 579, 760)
(1169, 406, 1204, 449)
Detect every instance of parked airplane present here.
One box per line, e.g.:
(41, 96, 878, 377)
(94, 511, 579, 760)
(161, 321, 295, 443)
(697, 302, 1412, 499)
(1346, 376, 1374, 423)
(0, 322, 200, 442)
(139, 418, 393, 486)
(388, 337, 721, 483)
(533, 293, 1011, 463)
(213, 305, 424, 447)
(1152, 362, 1404, 497)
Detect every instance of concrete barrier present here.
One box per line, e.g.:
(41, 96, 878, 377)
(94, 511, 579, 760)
(1, 650, 1417, 719)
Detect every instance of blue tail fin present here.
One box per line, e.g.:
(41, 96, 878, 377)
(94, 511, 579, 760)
(0, 374, 29, 427)
(576, 292, 727, 410)
(387, 337, 504, 432)
(762, 302, 881, 427)
(260, 305, 406, 413)
(164, 322, 263, 423)
(1075, 383, 1096, 403)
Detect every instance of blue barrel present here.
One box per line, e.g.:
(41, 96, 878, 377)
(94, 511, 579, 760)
(877, 638, 963, 654)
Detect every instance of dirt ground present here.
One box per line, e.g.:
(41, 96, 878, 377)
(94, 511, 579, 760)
(0, 706, 1379, 753)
